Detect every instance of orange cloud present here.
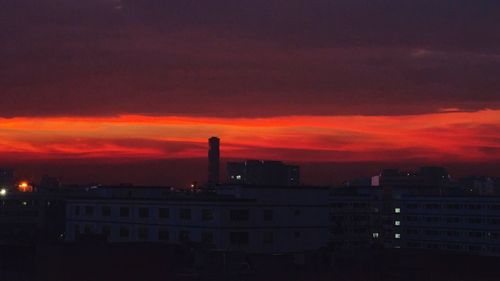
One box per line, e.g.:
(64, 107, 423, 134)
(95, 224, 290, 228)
(0, 109, 499, 162)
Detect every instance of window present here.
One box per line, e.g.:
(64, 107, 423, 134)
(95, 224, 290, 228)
(263, 232, 274, 244)
(101, 206, 111, 216)
(294, 232, 301, 238)
(74, 224, 80, 234)
(468, 232, 483, 238)
(138, 227, 148, 240)
(407, 229, 419, 235)
(201, 232, 214, 244)
(180, 209, 192, 220)
(102, 225, 111, 237)
(74, 206, 80, 216)
(138, 207, 149, 218)
(158, 229, 169, 241)
(406, 216, 418, 222)
(84, 224, 92, 234)
(158, 208, 169, 219)
(467, 217, 482, 224)
(394, 208, 401, 214)
(202, 209, 214, 221)
(467, 204, 481, 210)
(408, 242, 421, 248)
(179, 230, 190, 242)
(263, 209, 273, 221)
(85, 206, 94, 216)
(120, 207, 130, 217)
(425, 203, 441, 209)
(395, 233, 401, 239)
(119, 227, 129, 238)
(425, 216, 440, 223)
(294, 209, 301, 216)
(230, 232, 249, 245)
(372, 232, 379, 238)
(230, 209, 249, 221)
(425, 230, 440, 236)
(394, 220, 401, 226)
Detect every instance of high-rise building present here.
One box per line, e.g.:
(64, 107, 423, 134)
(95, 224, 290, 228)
(208, 137, 220, 186)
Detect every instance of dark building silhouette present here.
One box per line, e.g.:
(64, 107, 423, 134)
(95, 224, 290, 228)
(227, 160, 300, 186)
(0, 168, 14, 188)
(208, 137, 220, 186)
(371, 166, 450, 190)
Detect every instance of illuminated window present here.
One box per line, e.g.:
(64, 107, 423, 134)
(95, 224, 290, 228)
(395, 220, 401, 226)
(236, 175, 242, 180)
(395, 233, 401, 239)
(372, 232, 379, 238)
(395, 208, 401, 214)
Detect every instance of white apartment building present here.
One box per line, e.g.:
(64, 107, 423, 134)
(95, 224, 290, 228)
(65, 185, 330, 254)
(390, 196, 500, 256)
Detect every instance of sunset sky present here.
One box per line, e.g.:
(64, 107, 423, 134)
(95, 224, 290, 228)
(1, 1, 499, 185)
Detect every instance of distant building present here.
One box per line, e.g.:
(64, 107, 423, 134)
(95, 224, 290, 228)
(0, 190, 67, 245)
(459, 176, 496, 196)
(65, 185, 329, 254)
(329, 185, 500, 257)
(208, 137, 220, 186)
(371, 167, 450, 192)
(227, 160, 300, 186)
(0, 168, 14, 188)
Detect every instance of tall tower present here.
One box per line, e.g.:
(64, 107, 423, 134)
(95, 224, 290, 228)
(208, 137, 220, 186)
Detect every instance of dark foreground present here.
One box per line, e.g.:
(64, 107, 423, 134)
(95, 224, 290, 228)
(1, 243, 499, 281)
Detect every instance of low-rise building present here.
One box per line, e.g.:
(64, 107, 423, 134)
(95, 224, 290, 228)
(65, 185, 329, 254)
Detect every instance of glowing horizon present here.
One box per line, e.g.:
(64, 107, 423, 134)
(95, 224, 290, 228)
(0, 109, 499, 163)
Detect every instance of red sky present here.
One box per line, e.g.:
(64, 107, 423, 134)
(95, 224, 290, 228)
(1, 1, 500, 185)
(1, 109, 499, 163)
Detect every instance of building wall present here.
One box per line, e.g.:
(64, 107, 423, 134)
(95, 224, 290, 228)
(392, 196, 500, 255)
(65, 190, 329, 254)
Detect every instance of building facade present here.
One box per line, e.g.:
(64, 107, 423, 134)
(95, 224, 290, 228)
(65, 185, 329, 254)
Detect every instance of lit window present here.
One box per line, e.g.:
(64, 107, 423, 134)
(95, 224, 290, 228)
(395, 220, 401, 226)
(395, 233, 401, 239)
(372, 232, 379, 238)
(395, 208, 401, 214)
(236, 175, 242, 180)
